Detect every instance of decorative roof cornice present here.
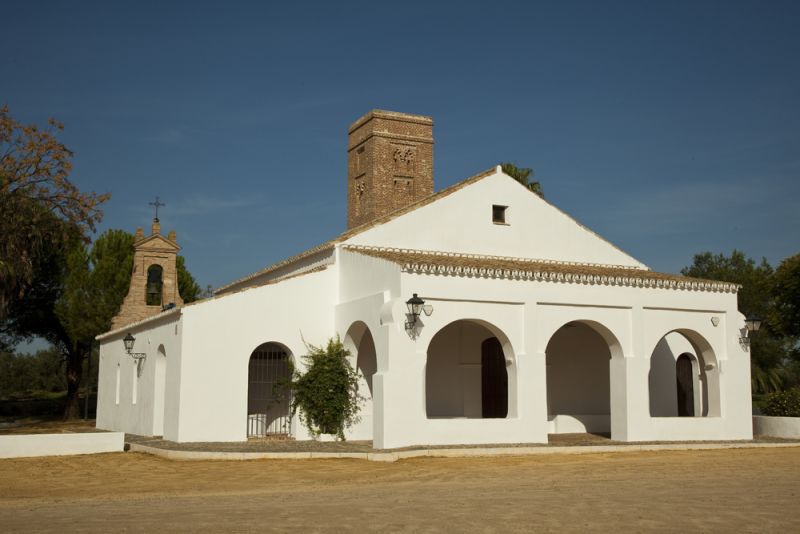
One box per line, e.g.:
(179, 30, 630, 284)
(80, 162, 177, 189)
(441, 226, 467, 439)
(344, 246, 740, 293)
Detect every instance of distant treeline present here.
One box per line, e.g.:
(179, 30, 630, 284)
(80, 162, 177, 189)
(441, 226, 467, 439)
(0, 348, 97, 399)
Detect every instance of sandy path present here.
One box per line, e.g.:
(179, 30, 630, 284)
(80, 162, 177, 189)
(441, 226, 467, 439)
(1, 448, 799, 532)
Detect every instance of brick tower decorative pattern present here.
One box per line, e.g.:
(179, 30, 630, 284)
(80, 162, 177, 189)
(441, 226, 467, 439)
(347, 110, 434, 229)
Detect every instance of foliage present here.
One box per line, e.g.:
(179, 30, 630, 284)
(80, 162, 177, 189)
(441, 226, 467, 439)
(177, 256, 201, 303)
(681, 250, 773, 320)
(772, 254, 800, 339)
(762, 388, 800, 418)
(0, 347, 66, 397)
(0, 106, 109, 319)
(501, 162, 543, 197)
(287, 337, 361, 440)
(51, 230, 133, 417)
(1, 227, 201, 418)
(751, 364, 789, 396)
(681, 250, 800, 393)
(56, 230, 134, 345)
(201, 284, 215, 299)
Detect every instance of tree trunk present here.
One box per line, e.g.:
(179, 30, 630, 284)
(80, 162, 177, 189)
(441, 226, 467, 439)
(63, 346, 85, 420)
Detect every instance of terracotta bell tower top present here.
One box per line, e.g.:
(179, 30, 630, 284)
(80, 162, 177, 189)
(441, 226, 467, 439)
(110, 218, 183, 330)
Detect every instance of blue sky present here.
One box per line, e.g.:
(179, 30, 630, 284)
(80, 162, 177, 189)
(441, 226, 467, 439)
(3, 0, 799, 292)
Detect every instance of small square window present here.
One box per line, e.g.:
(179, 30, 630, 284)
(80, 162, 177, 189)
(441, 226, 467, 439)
(492, 205, 508, 224)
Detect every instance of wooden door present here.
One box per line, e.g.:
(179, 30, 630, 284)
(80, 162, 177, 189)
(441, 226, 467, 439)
(676, 353, 695, 417)
(481, 337, 508, 418)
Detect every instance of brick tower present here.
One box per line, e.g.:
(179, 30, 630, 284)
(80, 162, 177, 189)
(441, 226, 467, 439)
(347, 110, 434, 229)
(110, 219, 184, 330)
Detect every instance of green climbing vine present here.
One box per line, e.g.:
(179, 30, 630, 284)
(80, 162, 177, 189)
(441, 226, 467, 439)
(287, 336, 362, 440)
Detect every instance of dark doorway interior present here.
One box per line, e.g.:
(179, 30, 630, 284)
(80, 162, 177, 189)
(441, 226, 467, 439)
(481, 337, 508, 418)
(676, 353, 695, 417)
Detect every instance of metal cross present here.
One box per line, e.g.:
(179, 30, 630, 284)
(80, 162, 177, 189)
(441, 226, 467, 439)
(149, 196, 165, 220)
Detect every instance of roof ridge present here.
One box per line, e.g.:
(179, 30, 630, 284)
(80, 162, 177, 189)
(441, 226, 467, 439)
(215, 166, 500, 294)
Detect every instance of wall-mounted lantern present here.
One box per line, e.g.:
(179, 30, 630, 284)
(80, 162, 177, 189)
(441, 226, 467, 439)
(123, 333, 147, 361)
(405, 293, 433, 336)
(740, 316, 762, 347)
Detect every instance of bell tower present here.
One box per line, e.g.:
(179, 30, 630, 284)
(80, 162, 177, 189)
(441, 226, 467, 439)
(110, 218, 184, 330)
(347, 110, 434, 229)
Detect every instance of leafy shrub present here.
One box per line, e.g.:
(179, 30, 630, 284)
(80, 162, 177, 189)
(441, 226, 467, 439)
(287, 337, 362, 440)
(762, 388, 800, 417)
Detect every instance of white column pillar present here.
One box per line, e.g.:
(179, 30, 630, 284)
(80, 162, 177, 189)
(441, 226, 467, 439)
(372, 328, 427, 449)
(521, 351, 549, 442)
(609, 306, 651, 442)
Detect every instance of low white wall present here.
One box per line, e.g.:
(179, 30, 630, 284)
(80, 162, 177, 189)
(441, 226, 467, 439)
(753, 416, 800, 439)
(0, 432, 125, 459)
(647, 417, 728, 441)
(407, 417, 541, 447)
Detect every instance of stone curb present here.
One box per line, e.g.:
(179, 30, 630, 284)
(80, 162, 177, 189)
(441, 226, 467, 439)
(128, 441, 800, 463)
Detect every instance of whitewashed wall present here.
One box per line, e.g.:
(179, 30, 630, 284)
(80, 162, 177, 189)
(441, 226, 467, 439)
(97, 169, 752, 448)
(172, 267, 337, 442)
(345, 170, 647, 268)
(0, 432, 125, 458)
(362, 261, 750, 448)
(97, 313, 182, 437)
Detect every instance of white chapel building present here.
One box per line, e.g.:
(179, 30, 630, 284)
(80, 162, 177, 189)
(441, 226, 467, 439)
(96, 110, 753, 448)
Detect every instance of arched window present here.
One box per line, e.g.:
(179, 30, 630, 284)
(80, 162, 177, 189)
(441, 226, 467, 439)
(146, 265, 163, 306)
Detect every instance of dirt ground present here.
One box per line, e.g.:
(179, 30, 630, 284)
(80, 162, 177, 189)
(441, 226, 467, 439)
(1, 448, 798, 533)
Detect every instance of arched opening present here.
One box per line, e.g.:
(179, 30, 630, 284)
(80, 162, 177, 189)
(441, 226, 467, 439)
(153, 345, 167, 436)
(426, 320, 511, 419)
(648, 330, 716, 417)
(343, 321, 377, 440)
(145, 265, 163, 306)
(247, 342, 292, 438)
(546, 321, 617, 435)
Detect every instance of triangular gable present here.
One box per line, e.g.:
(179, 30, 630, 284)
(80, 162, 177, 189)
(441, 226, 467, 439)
(216, 166, 648, 294)
(343, 167, 648, 269)
(215, 168, 496, 293)
(135, 233, 181, 252)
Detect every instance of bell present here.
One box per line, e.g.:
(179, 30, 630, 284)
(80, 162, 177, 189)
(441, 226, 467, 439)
(146, 281, 161, 304)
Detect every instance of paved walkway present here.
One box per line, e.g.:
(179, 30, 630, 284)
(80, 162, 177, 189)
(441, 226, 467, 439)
(126, 432, 800, 462)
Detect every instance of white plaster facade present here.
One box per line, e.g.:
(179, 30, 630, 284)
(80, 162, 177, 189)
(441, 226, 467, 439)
(96, 167, 752, 448)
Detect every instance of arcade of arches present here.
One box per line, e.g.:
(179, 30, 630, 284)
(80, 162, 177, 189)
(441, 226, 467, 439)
(243, 320, 720, 439)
